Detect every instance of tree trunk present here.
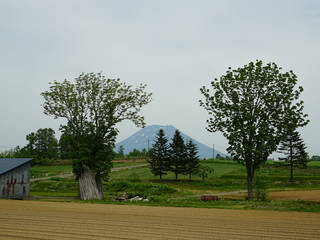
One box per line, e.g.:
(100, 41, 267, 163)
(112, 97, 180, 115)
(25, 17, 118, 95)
(189, 174, 191, 181)
(175, 173, 178, 181)
(247, 172, 254, 200)
(160, 174, 162, 180)
(79, 168, 104, 200)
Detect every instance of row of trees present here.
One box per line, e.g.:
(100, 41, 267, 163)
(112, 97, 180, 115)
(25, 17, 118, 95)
(116, 146, 150, 159)
(148, 129, 200, 181)
(0, 128, 59, 163)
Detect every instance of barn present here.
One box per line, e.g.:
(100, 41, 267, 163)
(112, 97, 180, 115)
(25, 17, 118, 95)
(0, 158, 33, 199)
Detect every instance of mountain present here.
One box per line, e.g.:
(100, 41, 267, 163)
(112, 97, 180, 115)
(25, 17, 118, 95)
(115, 125, 226, 159)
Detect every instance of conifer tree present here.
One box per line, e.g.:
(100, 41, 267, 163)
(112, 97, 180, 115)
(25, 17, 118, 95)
(278, 130, 308, 182)
(148, 129, 170, 180)
(170, 130, 186, 181)
(184, 139, 200, 180)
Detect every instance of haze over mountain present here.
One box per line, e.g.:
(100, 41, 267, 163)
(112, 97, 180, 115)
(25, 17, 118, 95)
(115, 125, 226, 159)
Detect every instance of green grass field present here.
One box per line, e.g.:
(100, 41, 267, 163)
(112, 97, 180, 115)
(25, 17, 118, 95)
(30, 160, 320, 212)
(31, 160, 147, 178)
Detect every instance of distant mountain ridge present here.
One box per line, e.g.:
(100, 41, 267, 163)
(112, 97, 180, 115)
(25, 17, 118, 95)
(115, 125, 226, 159)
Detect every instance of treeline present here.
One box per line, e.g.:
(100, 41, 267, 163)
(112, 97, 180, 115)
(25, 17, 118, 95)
(0, 128, 59, 165)
(0, 128, 151, 165)
(115, 146, 150, 160)
(148, 129, 211, 181)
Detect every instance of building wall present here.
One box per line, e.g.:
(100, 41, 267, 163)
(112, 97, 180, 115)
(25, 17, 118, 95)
(0, 163, 30, 199)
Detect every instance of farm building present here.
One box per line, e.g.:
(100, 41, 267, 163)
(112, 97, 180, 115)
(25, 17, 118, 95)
(0, 158, 32, 199)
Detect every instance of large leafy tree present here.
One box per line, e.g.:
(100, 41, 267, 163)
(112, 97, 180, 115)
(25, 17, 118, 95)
(170, 130, 186, 181)
(41, 72, 152, 200)
(184, 139, 200, 180)
(148, 129, 170, 180)
(278, 130, 308, 182)
(200, 60, 308, 200)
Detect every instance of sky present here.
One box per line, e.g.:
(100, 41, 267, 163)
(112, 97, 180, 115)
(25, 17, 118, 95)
(0, 0, 319, 157)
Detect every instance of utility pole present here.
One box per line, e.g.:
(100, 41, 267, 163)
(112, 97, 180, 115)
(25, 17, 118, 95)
(213, 144, 215, 160)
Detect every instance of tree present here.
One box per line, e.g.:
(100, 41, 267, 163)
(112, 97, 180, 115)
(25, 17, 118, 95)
(169, 130, 186, 181)
(59, 131, 77, 160)
(196, 166, 214, 182)
(184, 139, 200, 180)
(118, 145, 125, 157)
(200, 60, 308, 200)
(25, 128, 59, 161)
(278, 130, 308, 182)
(311, 155, 320, 161)
(148, 129, 170, 180)
(215, 153, 224, 160)
(41, 72, 152, 200)
(128, 149, 142, 158)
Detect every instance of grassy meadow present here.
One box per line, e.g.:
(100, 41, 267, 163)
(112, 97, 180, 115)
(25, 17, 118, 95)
(30, 159, 320, 212)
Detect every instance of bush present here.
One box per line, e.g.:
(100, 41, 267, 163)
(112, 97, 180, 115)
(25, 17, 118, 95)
(254, 178, 268, 201)
(104, 181, 177, 197)
(128, 172, 141, 182)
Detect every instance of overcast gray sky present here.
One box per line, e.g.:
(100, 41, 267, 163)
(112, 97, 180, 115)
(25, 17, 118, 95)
(0, 0, 319, 156)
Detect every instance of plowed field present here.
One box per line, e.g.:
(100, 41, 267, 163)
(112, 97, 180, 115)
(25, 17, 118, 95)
(0, 200, 320, 239)
(223, 190, 320, 202)
(269, 190, 320, 202)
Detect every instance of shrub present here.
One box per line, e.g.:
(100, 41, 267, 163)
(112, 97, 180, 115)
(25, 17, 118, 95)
(104, 181, 177, 197)
(254, 178, 268, 201)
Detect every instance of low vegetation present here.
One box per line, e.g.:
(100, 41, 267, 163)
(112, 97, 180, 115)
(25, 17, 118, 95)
(29, 159, 320, 212)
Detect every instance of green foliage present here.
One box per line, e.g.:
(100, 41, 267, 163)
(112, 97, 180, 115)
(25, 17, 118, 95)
(118, 145, 125, 158)
(196, 165, 214, 182)
(41, 72, 152, 185)
(59, 131, 77, 160)
(200, 60, 309, 199)
(127, 148, 149, 159)
(104, 181, 176, 198)
(31, 179, 78, 193)
(31, 165, 73, 178)
(128, 171, 141, 182)
(8, 128, 59, 164)
(148, 129, 170, 179)
(311, 155, 320, 161)
(0, 146, 30, 159)
(184, 139, 200, 180)
(26, 128, 59, 160)
(169, 130, 186, 180)
(254, 178, 268, 201)
(278, 130, 308, 182)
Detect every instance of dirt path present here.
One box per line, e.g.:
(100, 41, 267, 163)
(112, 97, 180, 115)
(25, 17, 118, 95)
(0, 200, 319, 240)
(31, 163, 148, 182)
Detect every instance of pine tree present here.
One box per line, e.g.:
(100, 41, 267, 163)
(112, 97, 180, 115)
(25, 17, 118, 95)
(148, 129, 170, 180)
(184, 139, 200, 180)
(170, 130, 186, 181)
(278, 130, 308, 182)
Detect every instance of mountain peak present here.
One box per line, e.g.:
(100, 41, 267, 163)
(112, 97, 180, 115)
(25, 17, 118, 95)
(115, 125, 226, 159)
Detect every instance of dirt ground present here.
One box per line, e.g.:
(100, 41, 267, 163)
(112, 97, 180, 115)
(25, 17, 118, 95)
(1, 200, 320, 240)
(222, 190, 320, 202)
(268, 190, 320, 202)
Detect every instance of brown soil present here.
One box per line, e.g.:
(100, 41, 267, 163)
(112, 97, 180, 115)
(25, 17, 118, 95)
(1, 200, 319, 239)
(269, 190, 320, 202)
(222, 190, 320, 202)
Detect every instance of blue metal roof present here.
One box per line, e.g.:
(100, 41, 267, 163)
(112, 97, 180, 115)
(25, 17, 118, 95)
(0, 158, 33, 175)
